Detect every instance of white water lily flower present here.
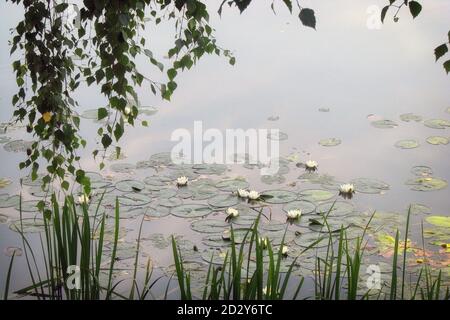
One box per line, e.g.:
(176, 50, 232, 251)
(237, 189, 249, 198)
(339, 183, 355, 194)
(226, 207, 239, 218)
(287, 209, 302, 220)
(281, 245, 289, 256)
(78, 194, 90, 205)
(176, 176, 188, 186)
(305, 160, 318, 170)
(248, 190, 260, 200)
(124, 106, 132, 115)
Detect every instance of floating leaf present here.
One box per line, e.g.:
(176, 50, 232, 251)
(193, 164, 227, 175)
(0, 178, 12, 189)
(267, 131, 288, 141)
(9, 218, 47, 233)
(371, 119, 398, 129)
(294, 231, 331, 248)
(171, 204, 212, 218)
(208, 194, 239, 208)
(400, 113, 422, 122)
(0, 194, 20, 208)
(215, 178, 249, 192)
(426, 136, 449, 145)
(15, 200, 42, 212)
(115, 179, 145, 192)
(395, 139, 419, 149)
(316, 201, 355, 217)
(409, 203, 431, 215)
(154, 197, 183, 208)
(299, 189, 336, 202)
(319, 138, 341, 147)
(406, 177, 448, 192)
(410, 166, 433, 177)
(110, 163, 136, 173)
(191, 219, 229, 234)
(260, 190, 298, 204)
(424, 119, 450, 129)
(350, 178, 390, 194)
(426, 216, 450, 228)
(261, 174, 286, 185)
(119, 193, 151, 206)
(3, 139, 33, 153)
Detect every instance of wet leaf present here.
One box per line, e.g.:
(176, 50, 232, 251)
(171, 204, 212, 218)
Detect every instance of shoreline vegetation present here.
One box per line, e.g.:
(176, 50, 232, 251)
(3, 195, 449, 300)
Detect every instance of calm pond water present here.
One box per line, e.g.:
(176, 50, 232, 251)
(1, 1, 450, 298)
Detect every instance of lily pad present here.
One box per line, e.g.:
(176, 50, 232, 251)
(171, 204, 212, 218)
(0, 194, 20, 208)
(424, 119, 450, 129)
(207, 194, 239, 208)
(294, 231, 331, 248)
(371, 119, 398, 129)
(119, 193, 152, 206)
(406, 177, 448, 191)
(110, 163, 136, 173)
(395, 139, 419, 149)
(261, 174, 286, 185)
(15, 200, 42, 212)
(0, 178, 12, 189)
(128, 206, 170, 218)
(316, 201, 355, 217)
(282, 200, 316, 215)
(426, 216, 450, 228)
(0, 136, 11, 144)
(193, 164, 227, 175)
(154, 197, 183, 208)
(4, 139, 33, 153)
(9, 218, 47, 233)
(190, 185, 218, 200)
(267, 131, 288, 141)
(299, 189, 336, 202)
(400, 113, 422, 122)
(350, 178, 390, 194)
(260, 190, 297, 204)
(426, 136, 449, 145)
(408, 203, 431, 215)
(115, 179, 145, 192)
(319, 138, 341, 147)
(411, 166, 433, 177)
(143, 175, 172, 187)
(191, 219, 229, 234)
(215, 178, 249, 192)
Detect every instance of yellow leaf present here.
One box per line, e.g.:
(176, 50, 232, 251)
(42, 112, 52, 123)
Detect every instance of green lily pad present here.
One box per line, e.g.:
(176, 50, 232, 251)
(316, 201, 355, 217)
(110, 163, 136, 173)
(145, 233, 170, 249)
(259, 220, 287, 232)
(410, 166, 433, 177)
(267, 131, 288, 141)
(138, 106, 158, 116)
(282, 200, 316, 215)
(350, 178, 390, 194)
(207, 194, 239, 208)
(319, 138, 341, 147)
(395, 139, 419, 149)
(154, 197, 183, 208)
(119, 193, 152, 206)
(426, 216, 450, 228)
(260, 190, 297, 204)
(191, 219, 229, 234)
(299, 189, 336, 202)
(0, 194, 20, 208)
(171, 204, 212, 218)
(426, 136, 449, 145)
(127, 206, 170, 218)
(371, 119, 398, 129)
(0, 136, 11, 144)
(261, 174, 286, 185)
(15, 200, 43, 212)
(201, 249, 230, 265)
(115, 179, 145, 192)
(400, 113, 422, 122)
(143, 175, 172, 187)
(408, 203, 431, 215)
(3, 139, 33, 153)
(215, 178, 249, 192)
(193, 164, 227, 175)
(9, 218, 47, 233)
(262, 229, 296, 245)
(294, 231, 331, 248)
(151, 188, 178, 199)
(424, 119, 450, 129)
(0, 178, 12, 189)
(148, 152, 173, 166)
(406, 177, 448, 191)
(190, 185, 218, 200)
